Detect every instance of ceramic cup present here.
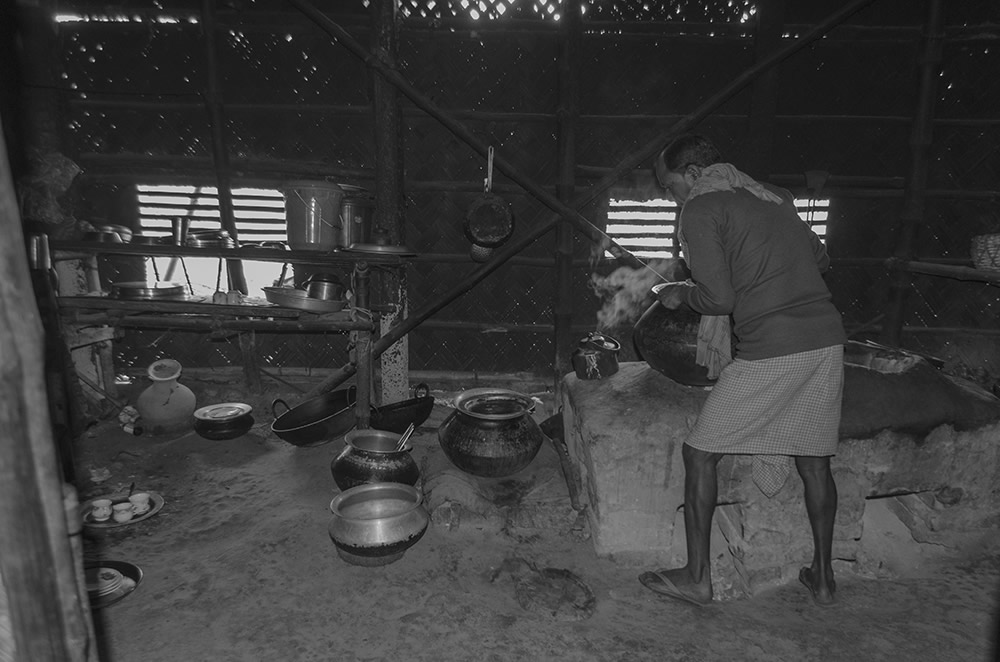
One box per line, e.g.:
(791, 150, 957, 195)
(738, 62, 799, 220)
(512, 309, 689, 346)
(129, 492, 151, 515)
(91, 499, 113, 522)
(112, 502, 134, 523)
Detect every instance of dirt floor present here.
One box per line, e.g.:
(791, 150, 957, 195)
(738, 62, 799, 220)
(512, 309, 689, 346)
(71, 387, 1000, 662)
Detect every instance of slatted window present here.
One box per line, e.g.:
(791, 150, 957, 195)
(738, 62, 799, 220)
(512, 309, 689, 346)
(606, 196, 829, 259)
(136, 184, 289, 296)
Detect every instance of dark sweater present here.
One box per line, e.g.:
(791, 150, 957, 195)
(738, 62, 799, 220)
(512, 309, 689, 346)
(679, 185, 846, 360)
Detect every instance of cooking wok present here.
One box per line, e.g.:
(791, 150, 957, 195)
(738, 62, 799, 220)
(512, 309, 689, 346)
(271, 386, 363, 447)
(370, 384, 434, 434)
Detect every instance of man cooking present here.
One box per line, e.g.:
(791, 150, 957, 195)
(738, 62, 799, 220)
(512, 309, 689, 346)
(639, 134, 846, 606)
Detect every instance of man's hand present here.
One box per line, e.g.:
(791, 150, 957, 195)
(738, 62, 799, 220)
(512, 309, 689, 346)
(652, 281, 693, 310)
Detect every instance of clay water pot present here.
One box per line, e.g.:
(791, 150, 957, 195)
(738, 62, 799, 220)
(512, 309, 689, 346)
(437, 388, 543, 478)
(135, 358, 197, 435)
(330, 429, 420, 491)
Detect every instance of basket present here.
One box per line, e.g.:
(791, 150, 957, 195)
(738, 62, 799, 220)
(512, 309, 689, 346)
(971, 233, 1000, 271)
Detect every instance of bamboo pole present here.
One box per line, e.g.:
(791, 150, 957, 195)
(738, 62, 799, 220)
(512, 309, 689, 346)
(554, 0, 581, 387)
(200, 0, 247, 294)
(881, 0, 946, 346)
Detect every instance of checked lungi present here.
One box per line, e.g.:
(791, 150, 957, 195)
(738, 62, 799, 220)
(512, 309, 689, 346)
(686, 345, 844, 496)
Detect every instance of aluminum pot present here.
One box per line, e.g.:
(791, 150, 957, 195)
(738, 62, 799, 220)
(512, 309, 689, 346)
(194, 403, 255, 441)
(437, 388, 543, 478)
(301, 272, 345, 301)
(330, 428, 420, 491)
(328, 483, 429, 566)
(271, 387, 362, 447)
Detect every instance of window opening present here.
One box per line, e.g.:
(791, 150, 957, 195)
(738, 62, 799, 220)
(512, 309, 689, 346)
(606, 196, 829, 260)
(136, 184, 287, 296)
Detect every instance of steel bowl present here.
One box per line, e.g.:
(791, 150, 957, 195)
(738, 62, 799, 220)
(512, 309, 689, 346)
(327, 483, 429, 566)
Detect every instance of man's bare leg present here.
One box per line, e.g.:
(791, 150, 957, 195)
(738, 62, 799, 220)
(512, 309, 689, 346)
(640, 443, 722, 603)
(795, 455, 838, 605)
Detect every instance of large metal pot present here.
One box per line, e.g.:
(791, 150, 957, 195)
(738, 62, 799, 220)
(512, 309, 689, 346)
(437, 388, 543, 478)
(271, 387, 360, 447)
(330, 429, 420, 491)
(328, 483, 429, 566)
(633, 302, 722, 387)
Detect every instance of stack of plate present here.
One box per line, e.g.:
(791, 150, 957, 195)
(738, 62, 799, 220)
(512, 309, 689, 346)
(110, 281, 186, 301)
(85, 566, 124, 598)
(187, 230, 236, 248)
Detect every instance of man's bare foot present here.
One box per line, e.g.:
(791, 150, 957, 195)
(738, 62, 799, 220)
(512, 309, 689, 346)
(799, 566, 837, 606)
(638, 567, 713, 606)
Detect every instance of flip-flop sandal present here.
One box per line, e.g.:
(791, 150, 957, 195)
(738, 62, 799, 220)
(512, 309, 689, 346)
(798, 567, 837, 607)
(638, 570, 712, 606)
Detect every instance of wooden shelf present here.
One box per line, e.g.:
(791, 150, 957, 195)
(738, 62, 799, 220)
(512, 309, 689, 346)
(892, 258, 1000, 284)
(55, 295, 374, 332)
(50, 240, 408, 267)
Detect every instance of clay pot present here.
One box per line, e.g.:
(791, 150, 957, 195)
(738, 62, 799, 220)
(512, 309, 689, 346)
(135, 359, 197, 435)
(330, 429, 420, 491)
(437, 388, 543, 478)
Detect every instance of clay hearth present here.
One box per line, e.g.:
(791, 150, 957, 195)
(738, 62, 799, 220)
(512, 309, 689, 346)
(561, 361, 1000, 600)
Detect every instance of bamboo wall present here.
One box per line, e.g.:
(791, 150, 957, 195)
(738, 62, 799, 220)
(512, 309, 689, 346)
(12, 0, 1000, 389)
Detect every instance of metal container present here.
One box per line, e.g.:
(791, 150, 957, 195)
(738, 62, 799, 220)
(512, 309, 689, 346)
(571, 332, 621, 380)
(633, 302, 719, 387)
(338, 191, 373, 248)
(284, 181, 344, 251)
(437, 388, 543, 478)
(327, 483, 429, 566)
(301, 273, 345, 301)
(330, 428, 420, 491)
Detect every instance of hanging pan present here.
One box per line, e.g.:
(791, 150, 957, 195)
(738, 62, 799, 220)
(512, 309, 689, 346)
(464, 146, 514, 250)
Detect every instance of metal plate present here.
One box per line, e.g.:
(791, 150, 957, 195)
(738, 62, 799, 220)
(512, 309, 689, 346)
(262, 287, 347, 313)
(194, 402, 253, 421)
(84, 560, 143, 609)
(81, 491, 165, 529)
(110, 281, 186, 300)
(345, 243, 416, 256)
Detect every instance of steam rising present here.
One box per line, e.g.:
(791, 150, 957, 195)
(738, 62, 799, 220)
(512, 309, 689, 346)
(591, 258, 687, 330)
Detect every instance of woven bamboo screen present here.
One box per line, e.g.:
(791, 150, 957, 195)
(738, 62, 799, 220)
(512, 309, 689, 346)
(44, 0, 1000, 389)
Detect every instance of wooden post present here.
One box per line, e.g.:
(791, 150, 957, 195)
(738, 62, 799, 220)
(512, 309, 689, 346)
(881, 0, 945, 346)
(370, 0, 408, 404)
(554, 0, 581, 390)
(238, 331, 263, 394)
(354, 263, 372, 428)
(200, 0, 247, 294)
(0, 112, 92, 661)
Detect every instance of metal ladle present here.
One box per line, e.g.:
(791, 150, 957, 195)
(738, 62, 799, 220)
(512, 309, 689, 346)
(394, 423, 416, 451)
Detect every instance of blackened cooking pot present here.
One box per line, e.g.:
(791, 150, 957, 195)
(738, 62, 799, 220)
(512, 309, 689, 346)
(370, 383, 434, 434)
(437, 388, 543, 478)
(330, 428, 420, 491)
(632, 302, 730, 387)
(271, 386, 362, 447)
(193, 402, 255, 440)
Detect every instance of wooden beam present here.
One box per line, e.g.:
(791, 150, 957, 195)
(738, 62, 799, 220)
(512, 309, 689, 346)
(881, 0, 946, 346)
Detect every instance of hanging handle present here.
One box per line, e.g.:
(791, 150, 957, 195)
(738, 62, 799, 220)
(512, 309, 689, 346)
(483, 146, 494, 193)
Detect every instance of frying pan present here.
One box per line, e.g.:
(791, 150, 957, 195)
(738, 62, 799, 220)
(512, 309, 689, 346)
(370, 384, 434, 434)
(271, 386, 363, 447)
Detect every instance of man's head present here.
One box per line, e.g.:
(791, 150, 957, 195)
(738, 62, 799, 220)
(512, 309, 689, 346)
(654, 134, 722, 204)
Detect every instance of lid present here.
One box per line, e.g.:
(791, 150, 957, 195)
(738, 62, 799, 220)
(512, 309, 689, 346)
(194, 402, 253, 421)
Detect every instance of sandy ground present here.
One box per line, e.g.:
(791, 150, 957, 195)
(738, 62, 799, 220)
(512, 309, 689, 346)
(72, 394, 1000, 662)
